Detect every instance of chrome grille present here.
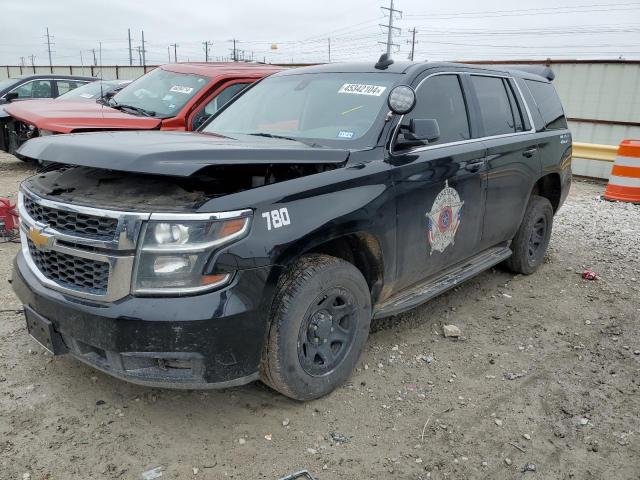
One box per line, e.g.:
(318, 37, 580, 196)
(27, 239, 110, 294)
(23, 194, 118, 240)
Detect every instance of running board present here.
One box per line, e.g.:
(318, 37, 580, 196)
(373, 246, 512, 319)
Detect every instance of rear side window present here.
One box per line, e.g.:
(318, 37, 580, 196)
(470, 76, 517, 137)
(55, 80, 82, 96)
(525, 80, 567, 130)
(504, 80, 525, 132)
(404, 74, 470, 145)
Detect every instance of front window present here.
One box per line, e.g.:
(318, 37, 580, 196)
(12, 80, 53, 99)
(110, 67, 209, 118)
(203, 73, 400, 147)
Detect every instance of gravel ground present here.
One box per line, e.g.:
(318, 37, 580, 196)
(0, 151, 639, 480)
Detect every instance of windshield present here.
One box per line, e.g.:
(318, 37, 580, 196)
(57, 80, 119, 100)
(203, 72, 399, 147)
(110, 68, 208, 117)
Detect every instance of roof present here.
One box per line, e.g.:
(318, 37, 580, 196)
(160, 62, 283, 78)
(273, 59, 552, 82)
(13, 74, 97, 81)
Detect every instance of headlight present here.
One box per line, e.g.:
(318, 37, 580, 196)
(38, 129, 56, 137)
(132, 211, 251, 295)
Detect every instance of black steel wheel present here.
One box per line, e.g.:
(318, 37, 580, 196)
(261, 254, 371, 401)
(298, 288, 358, 377)
(505, 195, 554, 275)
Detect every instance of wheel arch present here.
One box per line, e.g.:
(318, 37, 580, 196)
(532, 172, 562, 212)
(274, 231, 385, 305)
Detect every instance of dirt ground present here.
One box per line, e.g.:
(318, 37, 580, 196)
(0, 151, 638, 480)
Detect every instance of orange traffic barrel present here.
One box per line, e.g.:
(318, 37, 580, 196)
(603, 139, 640, 203)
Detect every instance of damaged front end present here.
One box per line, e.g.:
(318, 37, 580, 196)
(11, 130, 349, 388)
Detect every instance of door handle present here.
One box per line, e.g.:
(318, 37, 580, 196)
(522, 147, 538, 158)
(465, 159, 484, 173)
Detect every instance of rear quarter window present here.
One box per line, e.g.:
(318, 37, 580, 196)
(525, 80, 567, 130)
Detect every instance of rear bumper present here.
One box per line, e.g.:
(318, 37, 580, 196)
(12, 252, 279, 389)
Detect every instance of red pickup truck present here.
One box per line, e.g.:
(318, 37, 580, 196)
(3, 62, 282, 155)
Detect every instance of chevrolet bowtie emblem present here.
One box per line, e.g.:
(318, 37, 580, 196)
(28, 227, 52, 250)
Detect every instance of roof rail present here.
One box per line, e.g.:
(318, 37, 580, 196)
(501, 65, 555, 81)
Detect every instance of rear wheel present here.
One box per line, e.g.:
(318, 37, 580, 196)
(505, 195, 554, 275)
(261, 254, 371, 400)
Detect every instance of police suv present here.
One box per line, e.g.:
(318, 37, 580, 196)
(12, 56, 571, 400)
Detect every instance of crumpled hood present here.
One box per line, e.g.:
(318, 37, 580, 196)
(17, 130, 350, 176)
(5, 100, 161, 132)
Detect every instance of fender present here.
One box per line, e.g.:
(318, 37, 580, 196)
(211, 156, 397, 291)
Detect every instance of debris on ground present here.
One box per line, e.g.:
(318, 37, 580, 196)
(582, 270, 599, 280)
(141, 466, 164, 480)
(522, 463, 537, 472)
(278, 471, 317, 480)
(329, 431, 350, 444)
(443, 324, 461, 337)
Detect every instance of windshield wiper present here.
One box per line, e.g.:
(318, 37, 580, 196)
(247, 132, 324, 148)
(110, 101, 155, 117)
(248, 132, 299, 142)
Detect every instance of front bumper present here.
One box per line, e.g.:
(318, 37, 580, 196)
(12, 252, 278, 389)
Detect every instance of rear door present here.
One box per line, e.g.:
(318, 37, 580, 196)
(391, 72, 487, 291)
(466, 74, 541, 249)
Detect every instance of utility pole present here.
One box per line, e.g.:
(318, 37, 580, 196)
(45, 27, 54, 71)
(29, 54, 36, 72)
(379, 0, 402, 56)
(141, 30, 146, 67)
(136, 46, 142, 66)
(328, 38, 331, 62)
(92, 48, 97, 66)
(127, 29, 133, 66)
(170, 43, 178, 63)
(408, 27, 417, 61)
(230, 39, 238, 62)
(20, 56, 25, 67)
(167, 46, 171, 62)
(203, 41, 213, 62)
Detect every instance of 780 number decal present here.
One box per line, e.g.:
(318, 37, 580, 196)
(262, 208, 291, 231)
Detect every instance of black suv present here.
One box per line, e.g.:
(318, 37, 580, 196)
(11, 58, 571, 400)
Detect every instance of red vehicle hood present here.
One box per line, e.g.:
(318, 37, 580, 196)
(5, 100, 162, 133)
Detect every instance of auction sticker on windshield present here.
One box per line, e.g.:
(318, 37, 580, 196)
(170, 85, 194, 94)
(338, 84, 387, 96)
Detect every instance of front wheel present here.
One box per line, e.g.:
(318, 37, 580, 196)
(261, 254, 371, 401)
(505, 195, 554, 275)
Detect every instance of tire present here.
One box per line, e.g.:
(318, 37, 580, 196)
(261, 254, 372, 401)
(505, 195, 554, 275)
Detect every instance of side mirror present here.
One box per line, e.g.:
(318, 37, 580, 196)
(4, 92, 19, 102)
(404, 119, 440, 143)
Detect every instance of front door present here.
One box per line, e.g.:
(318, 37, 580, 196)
(391, 73, 487, 291)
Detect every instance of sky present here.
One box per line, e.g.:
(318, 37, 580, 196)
(1, 0, 639, 66)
